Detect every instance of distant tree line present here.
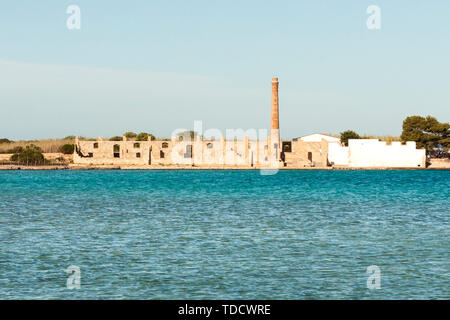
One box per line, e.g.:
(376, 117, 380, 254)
(0, 138, 13, 144)
(110, 132, 156, 141)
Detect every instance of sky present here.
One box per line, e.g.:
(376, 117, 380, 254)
(0, 0, 449, 140)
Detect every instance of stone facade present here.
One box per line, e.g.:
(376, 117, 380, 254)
(74, 135, 329, 168)
(427, 158, 450, 169)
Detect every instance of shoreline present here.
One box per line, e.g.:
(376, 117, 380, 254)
(0, 165, 449, 171)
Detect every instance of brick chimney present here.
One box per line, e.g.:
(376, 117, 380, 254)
(270, 77, 280, 161)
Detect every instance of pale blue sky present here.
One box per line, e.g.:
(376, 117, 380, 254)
(0, 0, 449, 140)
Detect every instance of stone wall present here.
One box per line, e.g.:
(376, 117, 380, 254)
(73, 135, 332, 168)
(283, 139, 329, 167)
(74, 136, 280, 168)
(428, 158, 450, 169)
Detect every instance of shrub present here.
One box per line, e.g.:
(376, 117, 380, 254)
(123, 132, 137, 139)
(7, 146, 24, 154)
(340, 130, 361, 146)
(0, 138, 12, 144)
(10, 144, 47, 164)
(136, 132, 156, 141)
(109, 136, 123, 141)
(59, 144, 75, 154)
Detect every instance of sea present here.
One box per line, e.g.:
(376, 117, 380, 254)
(0, 170, 448, 299)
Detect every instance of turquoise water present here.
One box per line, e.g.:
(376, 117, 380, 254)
(0, 170, 448, 299)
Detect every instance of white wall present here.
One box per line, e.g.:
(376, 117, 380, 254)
(328, 142, 349, 165)
(348, 140, 426, 168)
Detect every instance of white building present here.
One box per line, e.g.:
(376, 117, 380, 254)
(327, 139, 426, 168)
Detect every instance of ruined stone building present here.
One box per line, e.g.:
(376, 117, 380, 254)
(73, 78, 426, 169)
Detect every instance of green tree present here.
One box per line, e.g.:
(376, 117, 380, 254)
(7, 146, 24, 154)
(109, 136, 123, 141)
(340, 130, 361, 146)
(401, 115, 450, 149)
(59, 144, 75, 154)
(136, 132, 156, 141)
(10, 144, 47, 164)
(123, 132, 137, 139)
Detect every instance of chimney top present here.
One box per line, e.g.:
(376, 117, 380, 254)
(272, 77, 278, 82)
